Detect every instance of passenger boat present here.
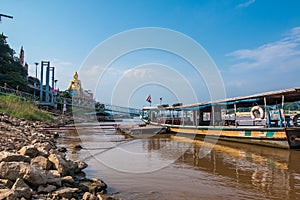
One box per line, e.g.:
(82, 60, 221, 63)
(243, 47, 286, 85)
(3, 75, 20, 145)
(141, 88, 300, 149)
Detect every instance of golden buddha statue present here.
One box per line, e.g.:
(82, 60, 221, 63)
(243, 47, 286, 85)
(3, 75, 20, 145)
(68, 72, 82, 91)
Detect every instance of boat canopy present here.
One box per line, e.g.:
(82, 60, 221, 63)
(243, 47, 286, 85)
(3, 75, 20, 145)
(143, 88, 300, 111)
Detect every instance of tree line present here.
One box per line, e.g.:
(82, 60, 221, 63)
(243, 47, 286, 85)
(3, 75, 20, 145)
(0, 33, 29, 92)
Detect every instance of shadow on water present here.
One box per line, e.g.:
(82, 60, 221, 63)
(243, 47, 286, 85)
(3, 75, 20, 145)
(58, 126, 300, 200)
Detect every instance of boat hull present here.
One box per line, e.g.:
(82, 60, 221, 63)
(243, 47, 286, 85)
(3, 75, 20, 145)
(158, 124, 300, 149)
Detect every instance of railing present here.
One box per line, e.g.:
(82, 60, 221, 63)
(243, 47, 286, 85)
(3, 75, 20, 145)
(0, 86, 38, 101)
(0, 85, 141, 116)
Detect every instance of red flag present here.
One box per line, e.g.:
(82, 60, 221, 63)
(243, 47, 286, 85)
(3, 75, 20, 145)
(146, 95, 152, 103)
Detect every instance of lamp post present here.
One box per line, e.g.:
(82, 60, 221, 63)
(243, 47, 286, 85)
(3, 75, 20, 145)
(54, 80, 58, 90)
(54, 80, 58, 104)
(33, 62, 39, 98)
(0, 14, 13, 23)
(34, 62, 39, 80)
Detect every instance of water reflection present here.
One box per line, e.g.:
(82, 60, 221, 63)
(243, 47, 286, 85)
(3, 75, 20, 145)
(58, 128, 300, 200)
(167, 136, 300, 200)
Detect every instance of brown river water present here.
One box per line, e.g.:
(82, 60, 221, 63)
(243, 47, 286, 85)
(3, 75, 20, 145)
(58, 123, 300, 200)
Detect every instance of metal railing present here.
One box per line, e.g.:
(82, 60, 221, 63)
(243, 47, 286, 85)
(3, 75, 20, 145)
(0, 86, 38, 101)
(0, 85, 141, 116)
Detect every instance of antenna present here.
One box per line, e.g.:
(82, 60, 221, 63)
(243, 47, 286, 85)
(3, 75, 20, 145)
(0, 14, 13, 22)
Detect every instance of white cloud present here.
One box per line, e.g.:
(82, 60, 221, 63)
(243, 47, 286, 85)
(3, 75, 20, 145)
(223, 27, 300, 97)
(52, 58, 73, 68)
(50, 59, 75, 90)
(227, 26, 300, 71)
(236, 0, 256, 9)
(123, 67, 150, 80)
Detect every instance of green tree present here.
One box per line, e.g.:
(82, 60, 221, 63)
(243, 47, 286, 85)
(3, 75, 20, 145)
(0, 34, 29, 92)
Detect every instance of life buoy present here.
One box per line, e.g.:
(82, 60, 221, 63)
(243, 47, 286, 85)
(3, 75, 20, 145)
(293, 114, 300, 127)
(250, 106, 264, 120)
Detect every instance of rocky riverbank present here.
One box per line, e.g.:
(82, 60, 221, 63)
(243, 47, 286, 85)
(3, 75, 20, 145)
(0, 113, 117, 200)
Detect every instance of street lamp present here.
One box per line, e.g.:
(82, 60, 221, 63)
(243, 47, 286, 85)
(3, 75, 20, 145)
(0, 14, 13, 23)
(54, 80, 58, 91)
(34, 62, 39, 80)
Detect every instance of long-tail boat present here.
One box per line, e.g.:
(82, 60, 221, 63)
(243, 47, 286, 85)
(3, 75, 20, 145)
(141, 88, 300, 149)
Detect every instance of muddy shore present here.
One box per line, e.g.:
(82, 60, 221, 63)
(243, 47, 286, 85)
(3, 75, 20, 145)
(0, 112, 117, 200)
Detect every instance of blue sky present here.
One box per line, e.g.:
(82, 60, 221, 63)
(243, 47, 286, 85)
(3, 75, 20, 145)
(1, 0, 300, 108)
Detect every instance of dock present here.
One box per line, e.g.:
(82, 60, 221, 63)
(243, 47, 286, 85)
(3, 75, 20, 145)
(116, 124, 169, 138)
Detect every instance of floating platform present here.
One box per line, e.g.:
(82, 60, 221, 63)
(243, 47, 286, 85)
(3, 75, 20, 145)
(116, 124, 169, 138)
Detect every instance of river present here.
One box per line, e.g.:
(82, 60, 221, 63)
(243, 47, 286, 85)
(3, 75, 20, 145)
(57, 122, 300, 200)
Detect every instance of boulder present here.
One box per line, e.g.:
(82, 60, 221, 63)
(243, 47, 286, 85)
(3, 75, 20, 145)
(53, 187, 79, 199)
(82, 192, 99, 200)
(62, 176, 75, 185)
(11, 178, 32, 199)
(23, 165, 48, 188)
(0, 179, 13, 189)
(31, 156, 52, 170)
(80, 178, 107, 194)
(0, 151, 30, 163)
(49, 148, 66, 158)
(53, 132, 59, 138)
(48, 154, 70, 176)
(0, 189, 14, 200)
(0, 162, 30, 181)
(18, 145, 39, 158)
(37, 184, 57, 193)
(46, 170, 62, 187)
(57, 146, 67, 153)
(70, 160, 88, 173)
(33, 141, 54, 156)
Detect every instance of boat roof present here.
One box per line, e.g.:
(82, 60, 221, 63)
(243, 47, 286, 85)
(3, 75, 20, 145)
(143, 87, 300, 111)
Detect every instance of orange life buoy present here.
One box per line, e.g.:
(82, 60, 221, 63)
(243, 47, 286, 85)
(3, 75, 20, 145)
(250, 106, 264, 120)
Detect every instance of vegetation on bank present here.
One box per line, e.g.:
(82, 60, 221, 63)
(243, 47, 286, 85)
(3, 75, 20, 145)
(0, 34, 30, 92)
(0, 95, 53, 121)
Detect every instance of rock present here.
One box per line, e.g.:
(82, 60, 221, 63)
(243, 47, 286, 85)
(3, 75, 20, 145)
(23, 165, 48, 188)
(0, 179, 13, 189)
(11, 178, 32, 199)
(0, 162, 30, 181)
(53, 187, 79, 199)
(0, 189, 14, 199)
(3, 118, 13, 125)
(57, 146, 67, 153)
(74, 144, 83, 149)
(46, 170, 62, 187)
(80, 178, 107, 194)
(83, 192, 99, 200)
(37, 184, 57, 193)
(72, 160, 88, 173)
(0, 151, 31, 163)
(18, 145, 39, 158)
(62, 176, 75, 185)
(49, 154, 70, 176)
(33, 141, 54, 156)
(31, 156, 52, 170)
(53, 132, 59, 138)
(49, 148, 66, 158)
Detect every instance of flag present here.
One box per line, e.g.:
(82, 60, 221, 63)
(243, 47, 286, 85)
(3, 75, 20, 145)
(146, 95, 152, 103)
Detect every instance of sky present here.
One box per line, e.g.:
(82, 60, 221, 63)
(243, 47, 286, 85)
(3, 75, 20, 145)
(1, 0, 300, 108)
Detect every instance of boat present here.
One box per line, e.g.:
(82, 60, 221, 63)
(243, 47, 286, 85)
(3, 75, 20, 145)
(141, 88, 300, 149)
